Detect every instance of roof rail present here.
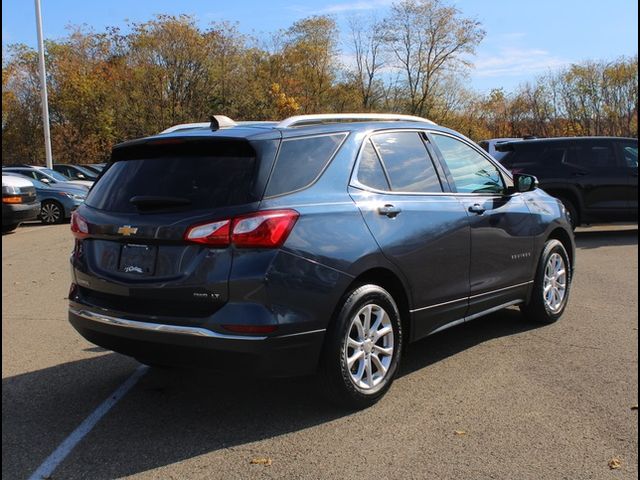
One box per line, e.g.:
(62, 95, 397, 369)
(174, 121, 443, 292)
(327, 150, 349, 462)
(276, 113, 437, 128)
(160, 115, 237, 134)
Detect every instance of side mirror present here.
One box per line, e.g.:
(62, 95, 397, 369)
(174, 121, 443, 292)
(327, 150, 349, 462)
(77, 173, 86, 179)
(41, 178, 51, 183)
(513, 173, 538, 192)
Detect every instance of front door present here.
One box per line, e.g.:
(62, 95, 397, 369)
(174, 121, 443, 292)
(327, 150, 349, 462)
(349, 130, 470, 340)
(429, 132, 535, 317)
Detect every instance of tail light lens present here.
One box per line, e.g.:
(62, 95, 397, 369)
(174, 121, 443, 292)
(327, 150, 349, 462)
(184, 209, 299, 248)
(232, 210, 299, 248)
(70, 212, 89, 239)
(183, 220, 231, 246)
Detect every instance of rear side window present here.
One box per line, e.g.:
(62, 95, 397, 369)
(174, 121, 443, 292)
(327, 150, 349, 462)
(370, 132, 442, 193)
(86, 140, 258, 213)
(265, 133, 347, 197)
(566, 141, 617, 168)
(356, 140, 390, 191)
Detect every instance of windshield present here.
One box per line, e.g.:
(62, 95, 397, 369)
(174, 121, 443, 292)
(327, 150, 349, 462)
(75, 165, 99, 178)
(42, 169, 71, 181)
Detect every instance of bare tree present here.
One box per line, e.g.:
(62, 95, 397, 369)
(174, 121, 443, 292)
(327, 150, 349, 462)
(382, 0, 485, 117)
(348, 16, 386, 111)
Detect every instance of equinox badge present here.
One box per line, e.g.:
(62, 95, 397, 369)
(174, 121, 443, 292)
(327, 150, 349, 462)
(117, 225, 138, 236)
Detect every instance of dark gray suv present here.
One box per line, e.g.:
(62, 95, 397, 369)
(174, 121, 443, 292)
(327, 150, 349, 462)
(68, 114, 575, 408)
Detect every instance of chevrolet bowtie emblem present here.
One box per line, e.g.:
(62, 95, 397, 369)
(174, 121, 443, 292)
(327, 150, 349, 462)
(117, 225, 138, 236)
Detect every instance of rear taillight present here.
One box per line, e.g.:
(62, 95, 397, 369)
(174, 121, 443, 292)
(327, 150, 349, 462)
(184, 219, 231, 246)
(70, 212, 89, 239)
(232, 210, 299, 248)
(184, 209, 299, 248)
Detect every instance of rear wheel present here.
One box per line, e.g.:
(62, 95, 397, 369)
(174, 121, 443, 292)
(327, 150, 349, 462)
(521, 239, 571, 324)
(319, 284, 402, 409)
(40, 200, 64, 224)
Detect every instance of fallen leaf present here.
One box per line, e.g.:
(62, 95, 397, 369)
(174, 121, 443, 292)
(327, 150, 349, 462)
(608, 457, 622, 470)
(454, 430, 466, 436)
(250, 457, 272, 466)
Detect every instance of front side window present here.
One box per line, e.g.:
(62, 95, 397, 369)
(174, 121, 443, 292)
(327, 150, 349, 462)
(265, 133, 347, 197)
(431, 134, 504, 194)
(370, 132, 442, 193)
(616, 141, 638, 168)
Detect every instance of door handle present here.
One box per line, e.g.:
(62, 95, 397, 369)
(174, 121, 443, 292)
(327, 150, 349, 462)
(378, 204, 401, 218)
(573, 171, 588, 177)
(468, 204, 486, 215)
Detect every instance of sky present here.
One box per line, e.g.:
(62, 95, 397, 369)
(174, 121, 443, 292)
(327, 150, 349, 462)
(2, 0, 638, 92)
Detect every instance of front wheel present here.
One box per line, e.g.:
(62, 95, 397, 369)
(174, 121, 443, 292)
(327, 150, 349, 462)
(319, 284, 403, 409)
(521, 239, 572, 324)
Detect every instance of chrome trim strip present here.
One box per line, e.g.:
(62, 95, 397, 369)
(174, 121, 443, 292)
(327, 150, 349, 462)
(275, 328, 326, 339)
(70, 308, 268, 341)
(410, 296, 467, 313)
(426, 299, 524, 337)
(464, 299, 523, 322)
(410, 281, 533, 313)
(468, 281, 533, 300)
(428, 318, 466, 335)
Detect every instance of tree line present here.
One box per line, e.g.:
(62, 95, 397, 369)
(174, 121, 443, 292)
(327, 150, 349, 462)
(2, 0, 637, 165)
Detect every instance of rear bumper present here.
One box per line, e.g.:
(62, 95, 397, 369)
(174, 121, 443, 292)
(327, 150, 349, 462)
(2, 202, 41, 225)
(68, 305, 325, 377)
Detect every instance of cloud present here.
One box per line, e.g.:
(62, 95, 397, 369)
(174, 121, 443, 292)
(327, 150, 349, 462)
(289, 0, 394, 15)
(473, 46, 569, 78)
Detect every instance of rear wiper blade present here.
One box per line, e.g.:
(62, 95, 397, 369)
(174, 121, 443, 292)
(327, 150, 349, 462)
(129, 195, 192, 207)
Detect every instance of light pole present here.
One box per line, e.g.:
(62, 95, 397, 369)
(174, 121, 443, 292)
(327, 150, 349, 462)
(34, 0, 53, 168)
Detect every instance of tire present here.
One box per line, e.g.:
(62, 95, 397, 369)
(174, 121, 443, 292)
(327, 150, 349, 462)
(2, 223, 19, 233)
(520, 239, 572, 324)
(39, 200, 64, 224)
(556, 197, 578, 230)
(318, 284, 403, 409)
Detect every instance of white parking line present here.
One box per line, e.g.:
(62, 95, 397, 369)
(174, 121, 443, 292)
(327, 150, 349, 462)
(28, 365, 149, 480)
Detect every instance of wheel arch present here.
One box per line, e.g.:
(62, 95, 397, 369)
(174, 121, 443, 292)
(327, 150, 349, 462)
(547, 227, 575, 272)
(335, 267, 412, 347)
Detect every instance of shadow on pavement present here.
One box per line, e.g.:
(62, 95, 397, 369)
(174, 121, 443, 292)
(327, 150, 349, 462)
(2, 308, 540, 479)
(575, 227, 637, 250)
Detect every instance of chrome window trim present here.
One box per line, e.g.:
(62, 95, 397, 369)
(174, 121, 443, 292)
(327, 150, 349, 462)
(349, 128, 448, 196)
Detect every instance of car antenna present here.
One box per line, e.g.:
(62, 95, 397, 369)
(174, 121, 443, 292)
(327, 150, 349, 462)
(210, 116, 220, 131)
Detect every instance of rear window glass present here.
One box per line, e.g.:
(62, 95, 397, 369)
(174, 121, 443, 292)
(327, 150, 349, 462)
(371, 132, 442, 193)
(265, 133, 347, 197)
(86, 141, 258, 213)
(357, 140, 390, 191)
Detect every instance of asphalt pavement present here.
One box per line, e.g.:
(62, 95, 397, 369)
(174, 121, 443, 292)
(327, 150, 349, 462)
(2, 223, 638, 479)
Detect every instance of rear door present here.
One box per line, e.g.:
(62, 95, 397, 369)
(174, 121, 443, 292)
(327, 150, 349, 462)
(564, 139, 628, 213)
(349, 130, 471, 339)
(72, 137, 269, 323)
(430, 132, 535, 317)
